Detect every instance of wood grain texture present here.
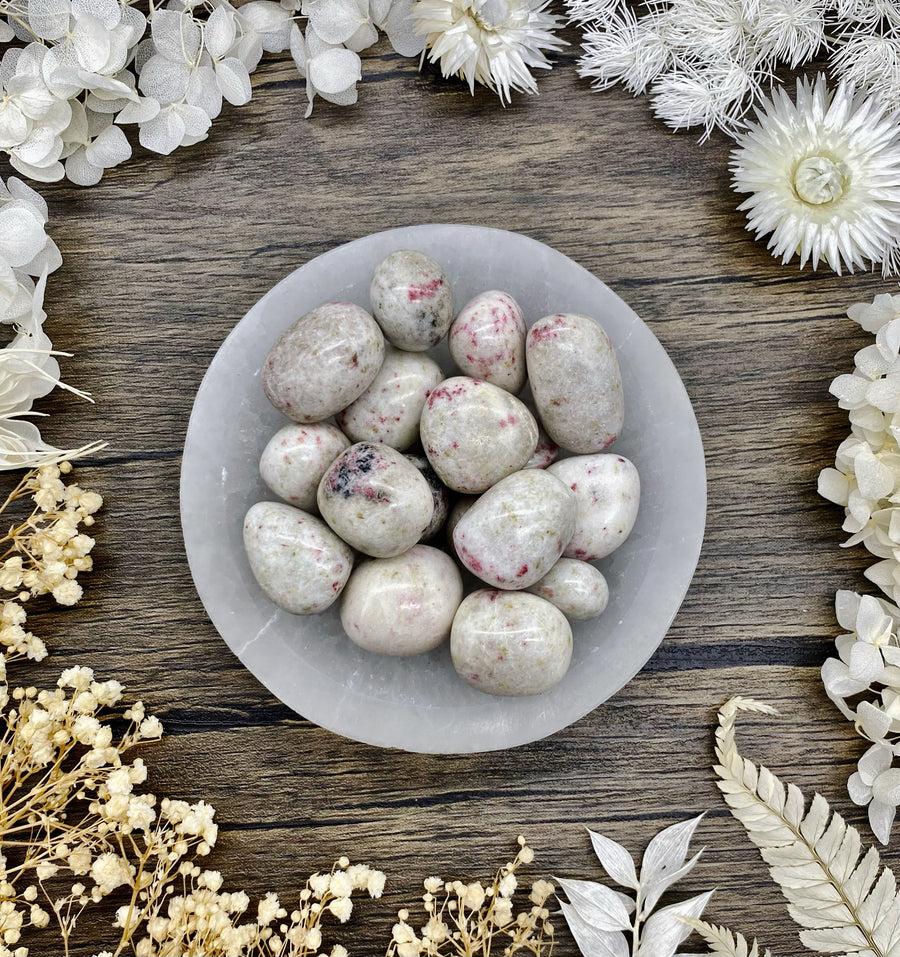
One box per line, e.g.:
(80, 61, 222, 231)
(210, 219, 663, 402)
(3, 23, 895, 955)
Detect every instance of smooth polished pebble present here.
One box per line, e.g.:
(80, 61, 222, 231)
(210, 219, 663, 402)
(259, 423, 350, 511)
(337, 345, 444, 451)
(548, 453, 641, 561)
(445, 495, 478, 546)
(526, 312, 624, 453)
(369, 250, 454, 351)
(340, 546, 463, 655)
(405, 453, 451, 542)
(420, 376, 538, 493)
(526, 558, 609, 620)
(262, 302, 384, 423)
(317, 442, 434, 558)
(524, 426, 559, 469)
(450, 590, 573, 696)
(242, 501, 353, 614)
(448, 290, 527, 392)
(452, 469, 576, 589)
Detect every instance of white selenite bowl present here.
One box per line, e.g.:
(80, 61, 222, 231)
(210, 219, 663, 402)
(180, 225, 706, 754)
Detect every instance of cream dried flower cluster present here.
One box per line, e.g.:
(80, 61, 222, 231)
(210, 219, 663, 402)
(388, 837, 554, 956)
(0, 177, 100, 468)
(566, 0, 900, 137)
(0, 461, 101, 670)
(819, 290, 900, 590)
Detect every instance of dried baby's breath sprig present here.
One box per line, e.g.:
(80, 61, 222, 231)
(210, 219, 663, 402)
(557, 814, 712, 956)
(0, 462, 101, 670)
(387, 836, 554, 956)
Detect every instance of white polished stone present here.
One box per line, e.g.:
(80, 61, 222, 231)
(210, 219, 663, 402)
(180, 224, 706, 754)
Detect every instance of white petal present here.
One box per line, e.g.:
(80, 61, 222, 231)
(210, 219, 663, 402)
(0, 206, 46, 267)
(71, 0, 121, 30)
(118, 4, 147, 46)
(138, 106, 186, 155)
(239, 0, 294, 51)
(345, 20, 379, 51)
(0, 21, 14, 42)
(138, 54, 191, 103)
(308, 46, 361, 94)
(20, 239, 62, 277)
(818, 467, 851, 506)
(869, 798, 896, 844)
(71, 14, 112, 73)
(382, 0, 425, 56)
(77, 69, 138, 101)
(857, 700, 893, 740)
(848, 771, 873, 806)
(0, 102, 30, 149)
(6, 176, 48, 219)
(821, 656, 867, 697)
(859, 743, 895, 783)
(84, 123, 131, 168)
(233, 31, 264, 70)
(27, 0, 70, 41)
(215, 56, 252, 106)
(151, 9, 202, 62)
(289, 22, 308, 74)
(115, 96, 159, 124)
(178, 103, 212, 139)
(186, 64, 223, 118)
(306, 0, 366, 45)
(857, 593, 894, 642)
(64, 146, 104, 186)
(205, 5, 238, 59)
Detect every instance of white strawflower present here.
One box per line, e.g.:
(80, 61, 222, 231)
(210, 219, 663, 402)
(409, 0, 566, 104)
(731, 75, 900, 276)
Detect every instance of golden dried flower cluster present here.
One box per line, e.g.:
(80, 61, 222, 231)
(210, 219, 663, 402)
(388, 837, 555, 956)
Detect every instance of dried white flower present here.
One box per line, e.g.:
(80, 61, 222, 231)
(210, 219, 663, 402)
(731, 75, 900, 276)
(409, 0, 566, 104)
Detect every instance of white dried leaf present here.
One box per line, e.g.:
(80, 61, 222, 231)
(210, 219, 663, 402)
(0, 21, 15, 42)
(715, 697, 900, 957)
(138, 105, 186, 155)
(639, 814, 704, 914)
(559, 901, 629, 957)
(554, 877, 632, 931)
(64, 147, 104, 185)
(138, 54, 191, 104)
(587, 828, 639, 889)
(681, 918, 772, 957)
(307, 46, 361, 95)
(239, 1, 294, 52)
(71, 0, 121, 30)
(115, 96, 160, 125)
(636, 890, 713, 957)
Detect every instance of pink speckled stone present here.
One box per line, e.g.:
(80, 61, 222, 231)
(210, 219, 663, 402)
(336, 345, 443, 451)
(369, 250, 453, 351)
(448, 290, 527, 393)
(262, 302, 384, 423)
(526, 313, 624, 454)
(452, 469, 576, 589)
(526, 558, 609, 621)
(259, 423, 350, 510)
(340, 545, 463, 656)
(242, 501, 353, 614)
(524, 426, 559, 469)
(547, 453, 640, 561)
(317, 442, 434, 558)
(450, 590, 572, 696)
(405, 454, 451, 542)
(420, 376, 538, 493)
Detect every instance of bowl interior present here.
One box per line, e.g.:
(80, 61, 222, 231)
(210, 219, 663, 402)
(180, 224, 706, 753)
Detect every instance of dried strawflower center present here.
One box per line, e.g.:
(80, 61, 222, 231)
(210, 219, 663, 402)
(472, 0, 510, 30)
(793, 155, 849, 206)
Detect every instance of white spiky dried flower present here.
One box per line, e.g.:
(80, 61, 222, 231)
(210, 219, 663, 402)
(731, 75, 900, 276)
(409, 0, 566, 104)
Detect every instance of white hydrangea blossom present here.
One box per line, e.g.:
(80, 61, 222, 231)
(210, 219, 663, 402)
(568, 0, 900, 136)
(0, 0, 436, 185)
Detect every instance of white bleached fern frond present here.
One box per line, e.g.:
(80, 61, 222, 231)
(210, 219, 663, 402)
(682, 918, 773, 957)
(715, 695, 900, 956)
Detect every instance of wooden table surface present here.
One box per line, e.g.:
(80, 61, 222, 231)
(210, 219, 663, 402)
(8, 24, 894, 955)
